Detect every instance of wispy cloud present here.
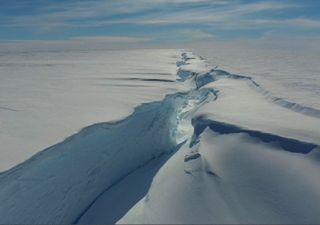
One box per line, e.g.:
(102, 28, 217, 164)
(237, 17, 320, 31)
(1, 0, 296, 27)
(0, 0, 319, 42)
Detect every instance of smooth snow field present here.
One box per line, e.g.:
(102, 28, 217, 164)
(0, 49, 320, 224)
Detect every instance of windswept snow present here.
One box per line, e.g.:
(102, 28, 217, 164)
(0, 50, 320, 224)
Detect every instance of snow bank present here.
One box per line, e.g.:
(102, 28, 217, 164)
(197, 77, 320, 144)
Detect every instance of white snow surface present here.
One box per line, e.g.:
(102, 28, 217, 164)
(192, 43, 320, 110)
(0, 49, 184, 171)
(0, 50, 320, 224)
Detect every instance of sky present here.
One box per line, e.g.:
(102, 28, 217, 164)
(1, 0, 320, 49)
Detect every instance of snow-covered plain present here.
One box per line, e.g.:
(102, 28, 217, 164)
(0, 49, 319, 224)
(0, 49, 184, 171)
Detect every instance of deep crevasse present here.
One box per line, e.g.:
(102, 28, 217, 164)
(1, 51, 320, 224)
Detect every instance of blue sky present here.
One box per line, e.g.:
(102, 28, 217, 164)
(1, 0, 320, 45)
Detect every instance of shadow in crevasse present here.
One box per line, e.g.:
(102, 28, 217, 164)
(191, 115, 318, 154)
